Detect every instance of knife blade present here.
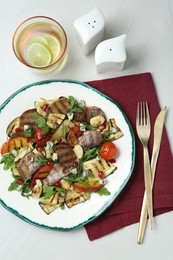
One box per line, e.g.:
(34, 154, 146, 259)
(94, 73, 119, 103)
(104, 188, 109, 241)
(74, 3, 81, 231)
(137, 106, 167, 244)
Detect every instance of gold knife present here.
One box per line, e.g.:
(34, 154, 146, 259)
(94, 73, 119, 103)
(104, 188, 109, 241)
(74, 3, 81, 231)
(137, 106, 167, 244)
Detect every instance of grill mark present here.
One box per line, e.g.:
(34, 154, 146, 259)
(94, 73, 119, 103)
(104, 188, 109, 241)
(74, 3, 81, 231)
(46, 98, 70, 115)
(55, 144, 77, 168)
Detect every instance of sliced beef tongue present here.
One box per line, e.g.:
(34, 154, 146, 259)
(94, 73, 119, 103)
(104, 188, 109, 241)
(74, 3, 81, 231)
(54, 144, 77, 168)
(78, 130, 103, 149)
(16, 152, 41, 180)
(43, 164, 70, 185)
(74, 106, 106, 124)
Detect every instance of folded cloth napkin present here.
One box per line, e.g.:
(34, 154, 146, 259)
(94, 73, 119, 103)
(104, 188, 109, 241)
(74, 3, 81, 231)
(85, 72, 173, 241)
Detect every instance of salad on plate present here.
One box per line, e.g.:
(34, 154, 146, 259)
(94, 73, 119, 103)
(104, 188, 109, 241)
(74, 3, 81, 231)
(0, 95, 123, 215)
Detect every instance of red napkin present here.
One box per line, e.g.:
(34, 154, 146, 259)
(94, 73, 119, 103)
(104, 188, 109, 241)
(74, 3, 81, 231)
(85, 72, 173, 241)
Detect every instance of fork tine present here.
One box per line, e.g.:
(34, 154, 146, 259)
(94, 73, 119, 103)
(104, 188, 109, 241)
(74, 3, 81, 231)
(136, 102, 140, 126)
(145, 102, 150, 125)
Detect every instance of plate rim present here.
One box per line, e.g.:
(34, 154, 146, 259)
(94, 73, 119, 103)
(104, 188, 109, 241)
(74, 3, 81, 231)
(0, 79, 135, 231)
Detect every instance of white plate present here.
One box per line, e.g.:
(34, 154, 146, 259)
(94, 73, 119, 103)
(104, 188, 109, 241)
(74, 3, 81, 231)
(0, 80, 135, 231)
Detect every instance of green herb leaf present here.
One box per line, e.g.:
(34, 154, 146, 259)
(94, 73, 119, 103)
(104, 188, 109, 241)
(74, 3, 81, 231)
(95, 187, 111, 196)
(30, 114, 50, 134)
(43, 186, 55, 199)
(14, 129, 34, 138)
(82, 147, 99, 161)
(42, 185, 66, 199)
(68, 96, 83, 114)
(81, 123, 97, 131)
(8, 177, 31, 198)
(0, 153, 15, 170)
(8, 178, 20, 191)
(64, 175, 87, 186)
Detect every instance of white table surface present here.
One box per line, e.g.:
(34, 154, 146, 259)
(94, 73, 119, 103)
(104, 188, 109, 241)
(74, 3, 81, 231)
(0, 0, 173, 259)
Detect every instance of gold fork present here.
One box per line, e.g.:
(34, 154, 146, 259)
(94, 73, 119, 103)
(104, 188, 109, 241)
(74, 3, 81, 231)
(136, 102, 153, 229)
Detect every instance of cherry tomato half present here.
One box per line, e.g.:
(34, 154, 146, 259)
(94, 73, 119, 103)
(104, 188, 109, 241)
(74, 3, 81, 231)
(99, 142, 118, 161)
(33, 128, 51, 146)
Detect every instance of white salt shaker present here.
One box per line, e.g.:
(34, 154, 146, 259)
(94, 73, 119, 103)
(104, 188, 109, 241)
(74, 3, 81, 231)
(73, 7, 105, 55)
(95, 34, 127, 73)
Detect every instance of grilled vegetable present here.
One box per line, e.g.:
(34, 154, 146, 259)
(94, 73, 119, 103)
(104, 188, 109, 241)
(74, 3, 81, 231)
(1, 136, 31, 155)
(73, 144, 83, 159)
(34, 100, 52, 118)
(108, 118, 123, 140)
(46, 113, 65, 129)
(73, 177, 105, 192)
(65, 190, 89, 208)
(46, 97, 71, 117)
(32, 179, 42, 198)
(90, 115, 105, 127)
(99, 142, 118, 160)
(39, 193, 65, 214)
(83, 157, 116, 178)
(66, 123, 80, 147)
(50, 120, 75, 142)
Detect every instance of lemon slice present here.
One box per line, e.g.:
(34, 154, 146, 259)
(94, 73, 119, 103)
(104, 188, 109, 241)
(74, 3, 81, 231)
(26, 35, 48, 46)
(42, 34, 61, 61)
(25, 42, 52, 67)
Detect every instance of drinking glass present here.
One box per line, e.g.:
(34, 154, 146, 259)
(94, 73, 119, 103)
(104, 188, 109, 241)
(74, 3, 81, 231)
(12, 16, 67, 74)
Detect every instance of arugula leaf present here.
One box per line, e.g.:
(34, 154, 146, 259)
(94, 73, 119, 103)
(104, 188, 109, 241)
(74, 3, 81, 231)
(14, 129, 34, 138)
(81, 123, 97, 131)
(64, 175, 87, 186)
(42, 186, 54, 199)
(0, 153, 15, 170)
(35, 155, 50, 165)
(95, 187, 111, 196)
(8, 177, 32, 198)
(82, 147, 99, 161)
(42, 185, 66, 199)
(68, 96, 83, 114)
(8, 178, 20, 191)
(30, 114, 50, 134)
(76, 147, 99, 176)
